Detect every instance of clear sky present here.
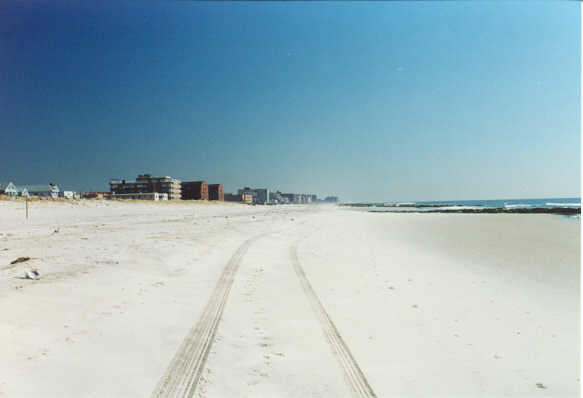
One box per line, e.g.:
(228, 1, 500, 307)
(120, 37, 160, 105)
(0, 1, 580, 202)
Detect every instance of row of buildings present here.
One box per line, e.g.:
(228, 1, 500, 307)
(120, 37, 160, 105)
(225, 190, 338, 204)
(0, 182, 76, 199)
(108, 174, 224, 201)
(232, 188, 321, 205)
(107, 174, 338, 204)
(1, 174, 339, 205)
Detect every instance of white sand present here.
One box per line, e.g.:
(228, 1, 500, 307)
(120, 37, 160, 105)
(0, 201, 579, 397)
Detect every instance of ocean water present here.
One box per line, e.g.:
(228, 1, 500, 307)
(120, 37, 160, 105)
(361, 198, 581, 219)
(375, 197, 581, 210)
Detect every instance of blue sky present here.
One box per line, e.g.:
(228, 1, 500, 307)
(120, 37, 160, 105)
(0, 1, 579, 202)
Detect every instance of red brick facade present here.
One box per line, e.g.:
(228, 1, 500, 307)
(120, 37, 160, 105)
(208, 184, 224, 201)
(181, 181, 208, 200)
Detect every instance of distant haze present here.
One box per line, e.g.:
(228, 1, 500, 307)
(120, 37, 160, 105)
(0, 1, 579, 202)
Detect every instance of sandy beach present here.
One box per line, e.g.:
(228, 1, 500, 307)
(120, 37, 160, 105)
(0, 200, 579, 397)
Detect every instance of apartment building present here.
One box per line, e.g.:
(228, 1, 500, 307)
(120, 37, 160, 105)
(181, 181, 208, 200)
(110, 174, 181, 200)
(110, 192, 168, 201)
(208, 184, 224, 201)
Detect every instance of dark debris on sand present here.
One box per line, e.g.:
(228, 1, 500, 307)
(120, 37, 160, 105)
(10, 256, 31, 265)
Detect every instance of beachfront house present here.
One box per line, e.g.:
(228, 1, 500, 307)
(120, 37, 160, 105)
(24, 183, 60, 198)
(58, 191, 74, 199)
(15, 186, 29, 197)
(0, 182, 18, 198)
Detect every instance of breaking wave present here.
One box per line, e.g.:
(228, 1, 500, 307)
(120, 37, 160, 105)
(504, 204, 533, 209)
(545, 202, 580, 207)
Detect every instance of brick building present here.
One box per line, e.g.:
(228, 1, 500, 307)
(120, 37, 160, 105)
(208, 184, 224, 201)
(181, 181, 208, 200)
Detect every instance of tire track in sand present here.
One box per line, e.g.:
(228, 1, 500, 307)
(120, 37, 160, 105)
(290, 241, 378, 398)
(151, 235, 262, 398)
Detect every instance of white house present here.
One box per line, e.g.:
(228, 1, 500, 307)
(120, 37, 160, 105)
(15, 186, 29, 197)
(0, 182, 17, 198)
(24, 183, 59, 198)
(58, 191, 74, 199)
